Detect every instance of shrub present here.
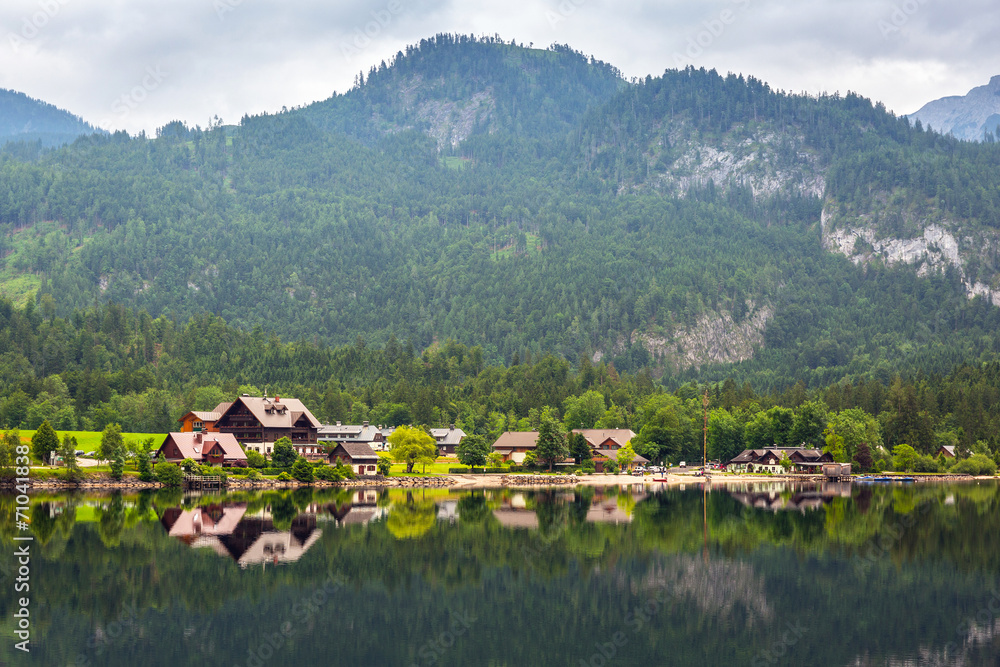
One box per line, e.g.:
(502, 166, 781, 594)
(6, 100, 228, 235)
(246, 450, 266, 468)
(277, 471, 293, 482)
(952, 454, 997, 476)
(246, 469, 262, 481)
(315, 465, 345, 482)
(232, 459, 249, 469)
(377, 454, 392, 476)
(292, 458, 315, 483)
(155, 462, 183, 487)
(913, 454, 941, 473)
(581, 459, 595, 474)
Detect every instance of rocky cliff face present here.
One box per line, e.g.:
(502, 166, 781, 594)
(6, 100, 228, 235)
(907, 75, 1000, 141)
(638, 122, 826, 199)
(821, 201, 1000, 307)
(596, 303, 773, 374)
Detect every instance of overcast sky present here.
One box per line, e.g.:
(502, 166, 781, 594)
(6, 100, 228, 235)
(2, 0, 997, 134)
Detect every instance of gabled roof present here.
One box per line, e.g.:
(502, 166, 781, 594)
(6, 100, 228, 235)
(219, 396, 321, 429)
(162, 432, 246, 460)
(493, 432, 540, 449)
(597, 449, 649, 464)
(330, 442, 379, 461)
(430, 426, 466, 445)
(318, 422, 386, 442)
(179, 410, 224, 423)
(574, 429, 637, 448)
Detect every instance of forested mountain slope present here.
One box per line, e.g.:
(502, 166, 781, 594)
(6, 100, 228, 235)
(1, 35, 1000, 392)
(0, 89, 98, 147)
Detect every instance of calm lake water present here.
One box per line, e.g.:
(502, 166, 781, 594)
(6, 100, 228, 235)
(2, 481, 1000, 666)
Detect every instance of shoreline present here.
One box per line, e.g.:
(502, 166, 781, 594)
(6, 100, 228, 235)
(8, 470, 991, 492)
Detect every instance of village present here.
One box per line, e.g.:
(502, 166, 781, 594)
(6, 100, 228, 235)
(147, 392, 890, 483)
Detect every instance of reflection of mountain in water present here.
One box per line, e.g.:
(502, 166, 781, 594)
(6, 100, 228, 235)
(159, 504, 321, 568)
(849, 614, 1000, 666)
(636, 556, 773, 627)
(729, 482, 852, 512)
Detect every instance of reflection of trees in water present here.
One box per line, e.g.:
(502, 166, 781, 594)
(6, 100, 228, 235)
(535, 490, 569, 540)
(98, 493, 127, 547)
(387, 493, 437, 539)
(635, 556, 773, 627)
(456, 492, 491, 525)
(270, 495, 298, 532)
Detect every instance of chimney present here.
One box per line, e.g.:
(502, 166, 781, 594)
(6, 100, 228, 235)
(449, 424, 455, 431)
(276, 396, 280, 403)
(363, 420, 369, 427)
(336, 421, 341, 426)
(195, 432, 202, 444)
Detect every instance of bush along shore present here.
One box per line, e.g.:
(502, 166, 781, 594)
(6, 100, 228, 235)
(3, 470, 459, 491)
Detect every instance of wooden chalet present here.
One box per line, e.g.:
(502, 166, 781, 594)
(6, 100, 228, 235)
(430, 425, 466, 455)
(573, 429, 637, 452)
(492, 431, 540, 463)
(156, 432, 247, 467)
(328, 442, 379, 475)
(726, 447, 833, 474)
(213, 395, 321, 457)
(177, 408, 226, 433)
(935, 445, 957, 459)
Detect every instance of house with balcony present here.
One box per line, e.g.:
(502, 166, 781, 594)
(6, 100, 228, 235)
(212, 394, 321, 457)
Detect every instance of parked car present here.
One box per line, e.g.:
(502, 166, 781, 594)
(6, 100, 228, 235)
(75, 450, 85, 456)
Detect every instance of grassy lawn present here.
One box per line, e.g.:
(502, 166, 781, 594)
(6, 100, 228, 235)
(387, 461, 456, 476)
(13, 429, 166, 456)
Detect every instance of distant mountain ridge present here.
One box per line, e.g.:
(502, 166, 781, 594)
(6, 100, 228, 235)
(908, 75, 1000, 141)
(0, 88, 98, 147)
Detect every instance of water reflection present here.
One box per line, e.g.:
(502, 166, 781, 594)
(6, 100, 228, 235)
(160, 503, 322, 568)
(3, 482, 1000, 666)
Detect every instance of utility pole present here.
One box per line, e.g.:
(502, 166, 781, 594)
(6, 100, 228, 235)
(702, 389, 709, 470)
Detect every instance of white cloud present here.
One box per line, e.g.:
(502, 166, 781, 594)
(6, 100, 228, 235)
(0, 0, 996, 133)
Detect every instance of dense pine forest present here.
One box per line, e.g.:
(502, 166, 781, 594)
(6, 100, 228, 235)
(2, 34, 1000, 463)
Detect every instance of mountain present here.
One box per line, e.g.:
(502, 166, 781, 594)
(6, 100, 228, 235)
(1, 35, 1000, 391)
(0, 89, 98, 147)
(296, 34, 626, 147)
(907, 75, 1000, 141)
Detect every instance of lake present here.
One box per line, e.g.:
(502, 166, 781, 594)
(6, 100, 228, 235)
(2, 481, 999, 666)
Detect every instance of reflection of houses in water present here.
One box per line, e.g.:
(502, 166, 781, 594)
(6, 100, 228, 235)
(436, 500, 459, 523)
(728, 482, 853, 513)
(315, 489, 388, 528)
(159, 503, 322, 568)
(492, 507, 539, 529)
(586, 490, 649, 525)
(491, 493, 538, 529)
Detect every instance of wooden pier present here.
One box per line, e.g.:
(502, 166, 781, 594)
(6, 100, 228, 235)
(184, 475, 226, 490)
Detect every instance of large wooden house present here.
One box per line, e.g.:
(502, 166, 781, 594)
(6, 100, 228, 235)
(212, 395, 321, 457)
(726, 447, 833, 473)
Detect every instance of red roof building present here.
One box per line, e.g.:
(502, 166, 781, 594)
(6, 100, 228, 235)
(156, 432, 247, 466)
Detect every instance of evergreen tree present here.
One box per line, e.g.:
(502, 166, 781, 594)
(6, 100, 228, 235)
(31, 420, 59, 463)
(536, 407, 568, 472)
